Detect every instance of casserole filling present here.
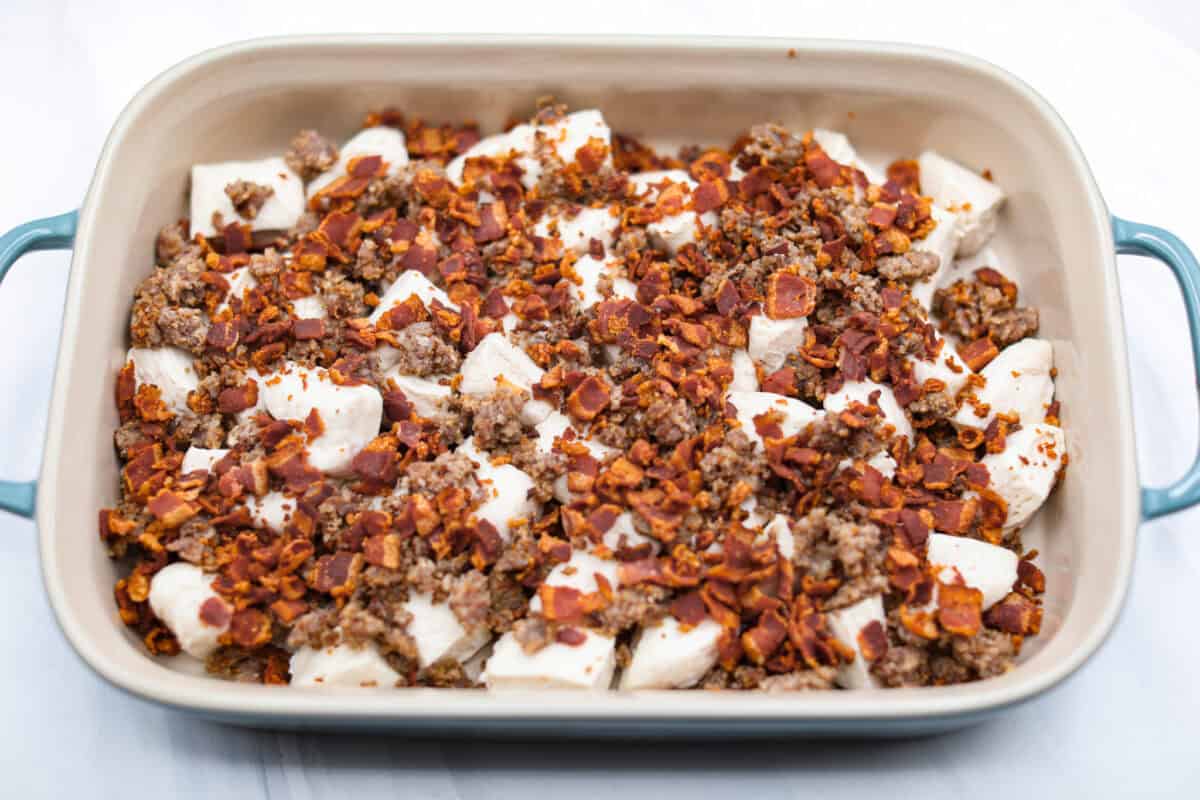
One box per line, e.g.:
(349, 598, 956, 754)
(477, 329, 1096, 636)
(99, 104, 1064, 690)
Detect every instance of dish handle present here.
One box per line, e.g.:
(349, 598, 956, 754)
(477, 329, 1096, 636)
(1113, 215, 1200, 519)
(0, 210, 78, 518)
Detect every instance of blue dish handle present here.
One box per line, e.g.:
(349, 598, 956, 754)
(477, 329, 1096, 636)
(0, 210, 78, 519)
(1113, 215, 1200, 520)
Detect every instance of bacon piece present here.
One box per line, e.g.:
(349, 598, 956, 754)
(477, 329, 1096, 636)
(539, 585, 586, 622)
(761, 367, 796, 396)
(474, 202, 509, 243)
(292, 318, 326, 340)
(898, 508, 930, 548)
(618, 556, 665, 586)
(985, 592, 1042, 635)
(693, 179, 730, 213)
(206, 321, 239, 352)
(198, 597, 232, 629)
(217, 379, 259, 414)
(227, 608, 272, 648)
(471, 519, 503, 570)
(669, 590, 707, 626)
(553, 627, 586, 647)
(133, 384, 172, 422)
(804, 146, 841, 189)
(575, 137, 609, 173)
(277, 539, 314, 574)
(937, 583, 984, 636)
(866, 203, 898, 228)
(363, 533, 403, 570)
(765, 272, 817, 319)
(1017, 560, 1046, 594)
(857, 619, 889, 662)
(742, 609, 788, 665)
(566, 375, 611, 422)
(269, 450, 323, 494)
(958, 337, 999, 372)
(310, 552, 363, 597)
(351, 435, 399, 487)
(146, 489, 197, 528)
(899, 605, 939, 640)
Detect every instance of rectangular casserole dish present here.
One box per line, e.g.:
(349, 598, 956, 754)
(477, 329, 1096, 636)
(6, 35, 1199, 737)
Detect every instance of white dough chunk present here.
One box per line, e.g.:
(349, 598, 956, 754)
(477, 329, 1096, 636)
(290, 641, 401, 688)
(459, 333, 544, 396)
(629, 170, 714, 254)
(534, 550, 620, 605)
(447, 110, 611, 190)
(369, 270, 458, 371)
(647, 210, 717, 255)
(827, 595, 886, 689)
(127, 347, 199, 416)
(181, 446, 230, 474)
(955, 338, 1054, 429)
(823, 379, 914, 443)
(620, 617, 723, 690)
(748, 315, 809, 373)
(910, 205, 961, 309)
(730, 349, 760, 392)
(534, 206, 618, 254)
(369, 270, 456, 325)
(917, 151, 1007, 257)
(291, 294, 327, 320)
(980, 423, 1066, 530)
(190, 156, 305, 238)
(383, 371, 451, 418)
(215, 267, 259, 314)
(600, 511, 658, 553)
(727, 391, 822, 450)
(459, 333, 552, 424)
(260, 363, 383, 475)
(927, 532, 1020, 609)
(402, 591, 491, 669)
(457, 437, 539, 541)
(246, 490, 295, 533)
(148, 563, 232, 659)
(306, 126, 410, 198)
(763, 513, 795, 560)
(569, 254, 610, 309)
(911, 343, 973, 399)
(484, 629, 616, 690)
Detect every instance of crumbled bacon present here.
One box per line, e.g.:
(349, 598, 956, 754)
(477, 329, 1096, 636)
(765, 272, 817, 319)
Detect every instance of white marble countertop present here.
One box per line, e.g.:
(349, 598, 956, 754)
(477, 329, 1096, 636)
(3, 0, 1199, 796)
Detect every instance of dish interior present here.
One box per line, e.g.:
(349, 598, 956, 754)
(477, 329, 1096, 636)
(41, 39, 1134, 719)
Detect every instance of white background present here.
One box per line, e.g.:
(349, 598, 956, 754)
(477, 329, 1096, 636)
(2, 0, 1199, 797)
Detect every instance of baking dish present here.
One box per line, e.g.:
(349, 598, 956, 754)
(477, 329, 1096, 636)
(3, 35, 1198, 736)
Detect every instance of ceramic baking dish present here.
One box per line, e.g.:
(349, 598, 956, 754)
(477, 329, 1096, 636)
(4, 35, 1198, 737)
